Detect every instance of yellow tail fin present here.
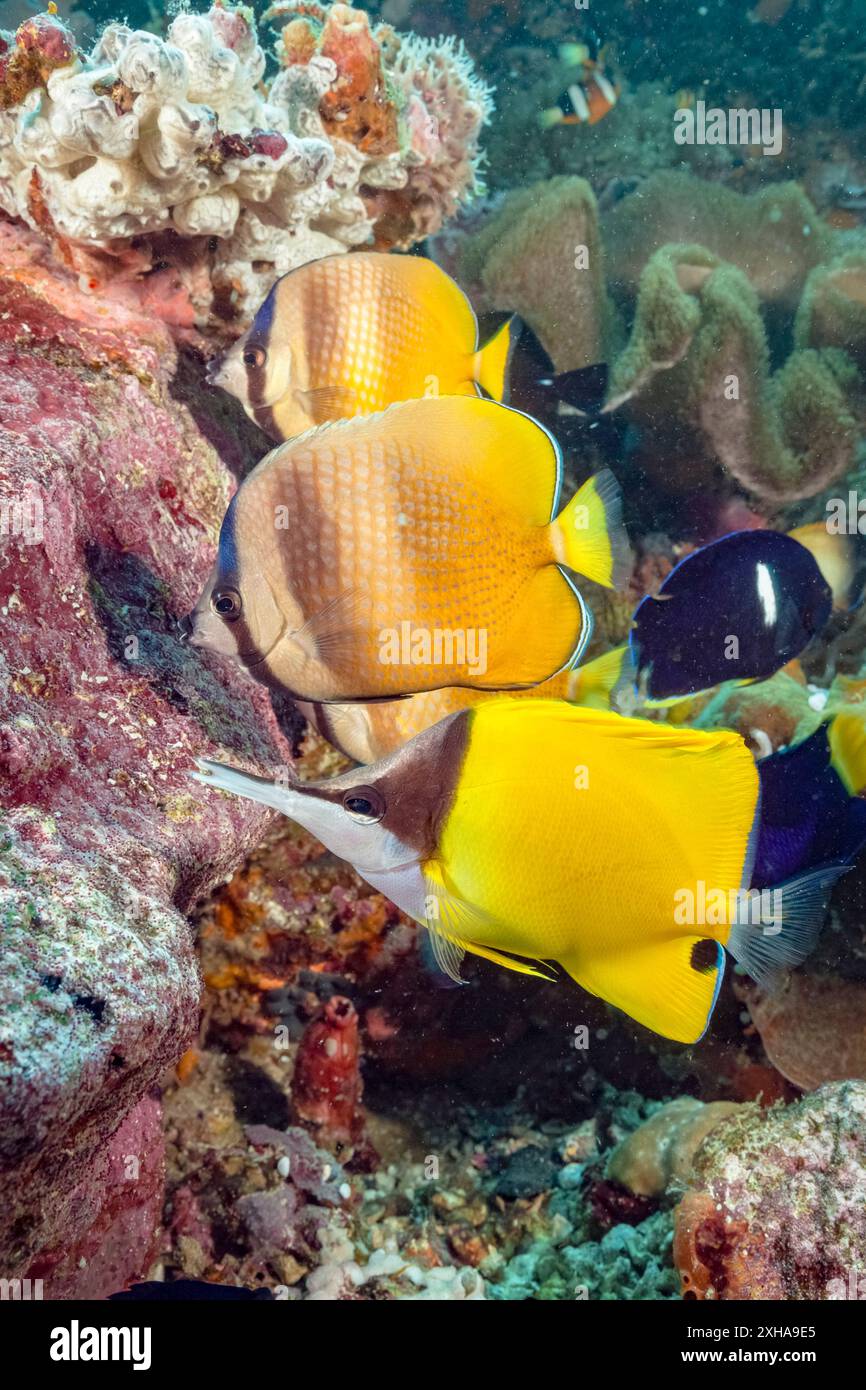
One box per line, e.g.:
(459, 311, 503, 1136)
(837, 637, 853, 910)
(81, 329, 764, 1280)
(830, 710, 866, 795)
(566, 643, 633, 709)
(551, 469, 632, 589)
(475, 315, 520, 402)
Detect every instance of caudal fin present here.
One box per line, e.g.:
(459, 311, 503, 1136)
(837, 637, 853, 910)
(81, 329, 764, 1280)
(475, 314, 521, 402)
(728, 864, 849, 990)
(552, 468, 632, 590)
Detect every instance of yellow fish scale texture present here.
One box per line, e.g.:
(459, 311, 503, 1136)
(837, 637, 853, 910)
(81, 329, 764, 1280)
(437, 703, 758, 965)
(302, 257, 475, 410)
(265, 432, 551, 695)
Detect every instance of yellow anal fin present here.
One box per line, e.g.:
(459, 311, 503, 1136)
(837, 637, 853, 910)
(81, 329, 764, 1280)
(483, 565, 591, 688)
(423, 862, 556, 982)
(561, 936, 725, 1044)
(474, 315, 520, 402)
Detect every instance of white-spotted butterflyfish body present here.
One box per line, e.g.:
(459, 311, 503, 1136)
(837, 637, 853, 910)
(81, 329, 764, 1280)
(193, 700, 839, 1044)
(185, 396, 631, 703)
(208, 252, 521, 441)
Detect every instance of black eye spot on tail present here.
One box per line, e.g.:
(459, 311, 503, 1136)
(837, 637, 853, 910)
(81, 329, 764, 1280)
(690, 939, 718, 975)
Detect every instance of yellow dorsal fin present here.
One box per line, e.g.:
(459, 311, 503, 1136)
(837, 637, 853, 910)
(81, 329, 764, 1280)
(380, 396, 562, 526)
(381, 254, 479, 351)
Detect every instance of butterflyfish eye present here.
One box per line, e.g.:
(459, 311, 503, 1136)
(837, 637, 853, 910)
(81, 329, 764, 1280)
(243, 345, 267, 369)
(342, 787, 385, 823)
(211, 587, 243, 620)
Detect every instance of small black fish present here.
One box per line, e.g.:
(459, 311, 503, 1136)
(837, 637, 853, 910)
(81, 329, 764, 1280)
(631, 531, 832, 700)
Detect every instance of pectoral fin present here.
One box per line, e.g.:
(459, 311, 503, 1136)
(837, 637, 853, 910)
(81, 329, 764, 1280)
(295, 385, 361, 423)
(290, 586, 373, 664)
(423, 862, 557, 983)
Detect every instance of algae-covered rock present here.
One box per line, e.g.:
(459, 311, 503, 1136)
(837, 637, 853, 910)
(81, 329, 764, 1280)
(674, 1081, 866, 1299)
(0, 219, 293, 1287)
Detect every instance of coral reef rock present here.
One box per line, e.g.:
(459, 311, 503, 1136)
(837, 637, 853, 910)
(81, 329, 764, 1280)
(0, 216, 295, 1286)
(606, 1098, 740, 1200)
(0, 2, 492, 325)
(673, 1082, 866, 1299)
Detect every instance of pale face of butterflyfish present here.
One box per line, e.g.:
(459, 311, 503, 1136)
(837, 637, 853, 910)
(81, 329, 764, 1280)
(206, 283, 293, 419)
(183, 495, 286, 669)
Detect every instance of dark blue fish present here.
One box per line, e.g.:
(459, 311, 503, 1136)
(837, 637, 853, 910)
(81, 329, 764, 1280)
(631, 531, 832, 701)
(752, 727, 866, 888)
(110, 1279, 273, 1301)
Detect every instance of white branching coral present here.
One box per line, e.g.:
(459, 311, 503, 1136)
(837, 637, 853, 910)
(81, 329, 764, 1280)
(0, 2, 492, 325)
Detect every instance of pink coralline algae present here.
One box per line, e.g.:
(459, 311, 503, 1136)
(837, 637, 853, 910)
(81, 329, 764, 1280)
(0, 216, 296, 1288)
(24, 1094, 165, 1300)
